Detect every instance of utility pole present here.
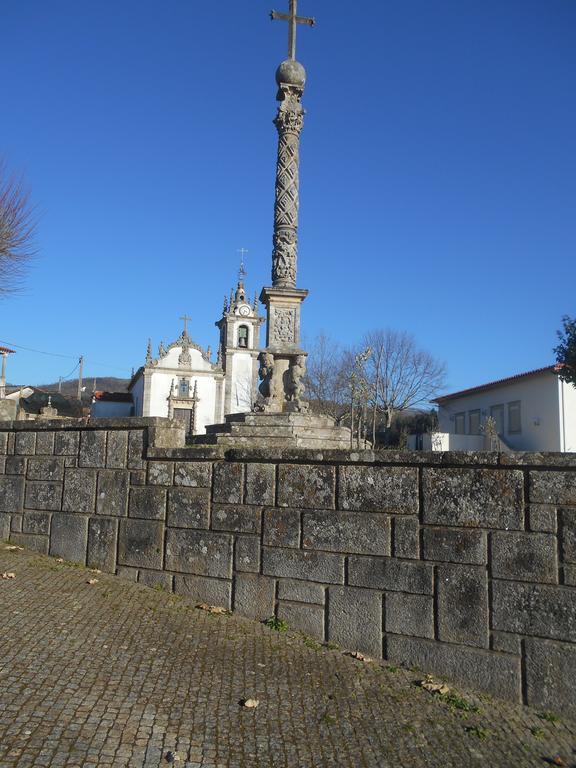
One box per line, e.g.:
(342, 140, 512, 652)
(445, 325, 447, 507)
(77, 356, 84, 402)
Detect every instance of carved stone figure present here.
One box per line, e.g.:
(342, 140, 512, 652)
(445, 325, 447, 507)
(287, 355, 306, 403)
(258, 352, 275, 400)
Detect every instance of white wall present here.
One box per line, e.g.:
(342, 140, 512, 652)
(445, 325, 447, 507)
(560, 379, 576, 452)
(147, 371, 218, 435)
(131, 377, 144, 417)
(229, 352, 253, 414)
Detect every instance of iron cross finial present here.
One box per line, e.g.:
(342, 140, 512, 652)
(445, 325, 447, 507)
(179, 314, 193, 337)
(271, 0, 315, 61)
(237, 248, 248, 281)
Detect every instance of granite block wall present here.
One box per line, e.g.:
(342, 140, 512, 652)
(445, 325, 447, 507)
(1, 420, 575, 715)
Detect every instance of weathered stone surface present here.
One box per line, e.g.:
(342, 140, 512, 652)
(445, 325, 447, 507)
(127, 430, 146, 470)
(348, 556, 433, 594)
(165, 529, 232, 578)
(167, 488, 210, 529)
(234, 536, 260, 573)
(277, 579, 325, 604)
(0, 512, 9, 539)
(174, 574, 232, 609)
(106, 431, 128, 468)
(212, 504, 261, 535)
(10, 514, 22, 532)
(27, 457, 63, 482)
(386, 636, 522, 702)
(116, 566, 139, 582)
(131, 470, 146, 486)
(263, 548, 344, 584)
(491, 532, 557, 583)
(174, 461, 211, 488)
(15, 432, 36, 456)
(303, 511, 390, 556)
(530, 471, 576, 505)
(423, 469, 524, 529)
(524, 638, 576, 716)
(87, 518, 118, 572)
(79, 430, 107, 468)
(0, 432, 7, 455)
(25, 481, 62, 511)
(528, 505, 557, 533)
(437, 565, 488, 647)
(49, 514, 88, 563)
(148, 461, 174, 486)
(263, 508, 301, 548)
(5, 456, 26, 475)
(96, 470, 129, 517)
(491, 631, 522, 656)
(339, 466, 418, 514)
(393, 517, 420, 559)
(561, 508, 576, 563)
(118, 520, 164, 569)
(54, 431, 80, 456)
(278, 601, 324, 640)
(563, 564, 576, 585)
(492, 581, 576, 642)
(245, 463, 276, 506)
(35, 431, 55, 455)
(328, 586, 382, 657)
(22, 511, 51, 536)
(385, 593, 434, 639)
(62, 469, 97, 514)
(138, 570, 173, 591)
(423, 528, 487, 565)
(0, 476, 24, 512)
(129, 487, 166, 520)
(9, 532, 48, 554)
(278, 464, 335, 509)
(234, 574, 275, 620)
(212, 462, 244, 504)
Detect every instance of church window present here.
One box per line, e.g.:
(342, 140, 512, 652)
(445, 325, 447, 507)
(508, 401, 521, 434)
(468, 410, 481, 435)
(238, 325, 249, 349)
(179, 378, 190, 397)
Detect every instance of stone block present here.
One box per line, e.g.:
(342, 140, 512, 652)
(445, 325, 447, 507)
(437, 565, 488, 647)
(106, 431, 128, 468)
(393, 517, 420, 559)
(348, 556, 433, 594)
(525, 638, 576, 716)
(27, 456, 64, 482)
(174, 461, 212, 488)
(233, 574, 276, 620)
(339, 465, 418, 514)
(530, 471, 576, 505)
(130, 470, 146, 486)
(0, 457, 4, 474)
(0, 512, 10, 540)
(127, 430, 146, 470)
(0, 433, 7, 455)
(49, 513, 88, 563)
(491, 632, 522, 655)
(263, 548, 344, 584)
(528, 505, 557, 533)
(116, 566, 139, 582)
(167, 488, 210, 529)
(278, 464, 335, 510)
(165, 529, 233, 578)
(64, 457, 77, 468)
(62, 469, 97, 514)
(5, 456, 25, 475)
(212, 504, 261, 535)
(22, 511, 51, 536)
(423, 468, 524, 529)
(138, 570, 173, 591)
(174, 574, 232, 609)
(25, 481, 62, 511)
(328, 586, 382, 657)
(491, 532, 557, 583)
(303, 511, 390, 556)
(245, 463, 276, 506)
(212, 462, 244, 504)
(87, 518, 118, 572)
(422, 528, 487, 565)
(129, 487, 166, 520)
(561, 508, 576, 563)
(234, 535, 260, 573)
(15, 431, 36, 456)
(563, 564, 576, 585)
(10, 515, 22, 532)
(118, 519, 164, 569)
(96, 470, 129, 517)
(277, 579, 325, 604)
(148, 461, 174, 486)
(278, 601, 324, 640)
(263, 508, 301, 548)
(7, 433, 14, 455)
(492, 581, 576, 642)
(35, 431, 55, 455)
(385, 593, 434, 639)
(79, 430, 107, 468)
(54, 431, 80, 456)
(386, 636, 521, 702)
(10, 532, 49, 554)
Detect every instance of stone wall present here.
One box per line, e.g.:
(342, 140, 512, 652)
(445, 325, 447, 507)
(1, 419, 575, 715)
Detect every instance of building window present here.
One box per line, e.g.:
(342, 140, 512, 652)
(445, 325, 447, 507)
(179, 378, 190, 397)
(469, 410, 481, 435)
(454, 412, 466, 434)
(490, 404, 504, 435)
(238, 325, 249, 349)
(508, 401, 521, 433)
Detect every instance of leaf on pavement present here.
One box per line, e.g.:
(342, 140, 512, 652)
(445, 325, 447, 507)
(4, 545, 23, 552)
(241, 698, 260, 709)
(196, 603, 230, 615)
(86, 578, 99, 585)
(419, 675, 450, 695)
(1, 572, 16, 579)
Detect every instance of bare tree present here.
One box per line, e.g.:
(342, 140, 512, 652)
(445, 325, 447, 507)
(304, 332, 349, 423)
(363, 329, 446, 441)
(0, 160, 36, 295)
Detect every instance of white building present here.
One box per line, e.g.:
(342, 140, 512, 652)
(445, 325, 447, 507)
(428, 365, 576, 452)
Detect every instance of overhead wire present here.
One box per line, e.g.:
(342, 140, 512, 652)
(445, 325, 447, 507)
(0, 339, 133, 375)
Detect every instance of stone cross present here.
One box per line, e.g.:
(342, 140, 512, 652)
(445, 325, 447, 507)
(180, 315, 192, 337)
(237, 248, 248, 280)
(271, 0, 315, 61)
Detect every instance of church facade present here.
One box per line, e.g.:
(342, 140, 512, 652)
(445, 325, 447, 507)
(128, 277, 263, 436)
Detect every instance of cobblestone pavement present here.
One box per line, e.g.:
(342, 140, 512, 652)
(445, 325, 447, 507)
(1, 545, 575, 768)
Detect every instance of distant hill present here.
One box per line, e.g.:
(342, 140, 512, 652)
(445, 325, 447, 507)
(36, 377, 131, 398)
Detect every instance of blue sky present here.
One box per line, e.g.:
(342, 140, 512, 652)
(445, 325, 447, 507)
(1, 0, 574, 393)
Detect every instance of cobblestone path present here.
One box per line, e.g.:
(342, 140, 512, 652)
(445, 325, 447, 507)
(1, 545, 575, 768)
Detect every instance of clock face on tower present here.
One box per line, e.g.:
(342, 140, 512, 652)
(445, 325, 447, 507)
(238, 304, 251, 317)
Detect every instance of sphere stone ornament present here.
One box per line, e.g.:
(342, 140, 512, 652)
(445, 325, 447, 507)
(276, 59, 306, 88)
